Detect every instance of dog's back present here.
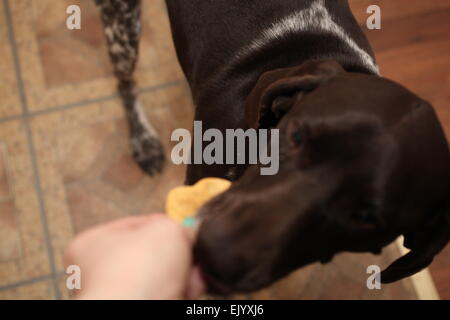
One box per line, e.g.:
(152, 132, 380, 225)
(166, 0, 377, 90)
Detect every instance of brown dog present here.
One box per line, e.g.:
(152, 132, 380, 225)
(95, 0, 450, 294)
(194, 60, 450, 294)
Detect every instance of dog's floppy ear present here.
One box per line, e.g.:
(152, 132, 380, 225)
(380, 101, 450, 283)
(380, 200, 450, 283)
(244, 60, 344, 129)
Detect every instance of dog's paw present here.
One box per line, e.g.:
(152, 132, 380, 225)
(131, 133, 165, 176)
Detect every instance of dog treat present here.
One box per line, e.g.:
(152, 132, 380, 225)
(166, 178, 231, 227)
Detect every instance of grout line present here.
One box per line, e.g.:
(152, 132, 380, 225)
(27, 79, 184, 119)
(3, 0, 61, 300)
(0, 114, 22, 124)
(22, 125, 62, 299)
(0, 274, 53, 292)
(0, 271, 66, 292)
(0, 80, 185, 123)
(3, 0, 28, 114)
(137, 80, 184, 94)
(28, 93, 121, 118)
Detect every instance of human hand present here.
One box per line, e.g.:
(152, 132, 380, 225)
(64, 213, 205, 300)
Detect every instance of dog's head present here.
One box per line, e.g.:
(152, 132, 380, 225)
(194, 60, 450, 294)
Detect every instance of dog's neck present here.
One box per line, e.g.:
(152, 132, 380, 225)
(234, 0, 379, 76)
(191, 0, 378, 108)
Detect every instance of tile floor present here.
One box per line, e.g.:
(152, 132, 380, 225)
(0, 0, 189, 299)
(0, 0, 448, 299)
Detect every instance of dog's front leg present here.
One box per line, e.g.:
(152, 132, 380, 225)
(95, 0, 164, 175)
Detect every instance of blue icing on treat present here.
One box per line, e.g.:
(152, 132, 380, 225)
(182, 216, 196, 228)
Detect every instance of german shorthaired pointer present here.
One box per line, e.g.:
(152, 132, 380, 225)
(95, 0, 450, 294)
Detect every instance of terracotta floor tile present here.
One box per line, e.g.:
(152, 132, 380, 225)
(30, 83, 194, 271)
(10, 0, 183, 112)
(0, 279, 55, 300)
(0, 143, 13, 200)
(0, 1, 22, 118)
(0, 121, 50, 286)
(0, 200, 21, 262)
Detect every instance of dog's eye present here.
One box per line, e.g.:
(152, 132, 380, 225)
(291, 130, 303, 145)
(352, 204, 378, 224)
